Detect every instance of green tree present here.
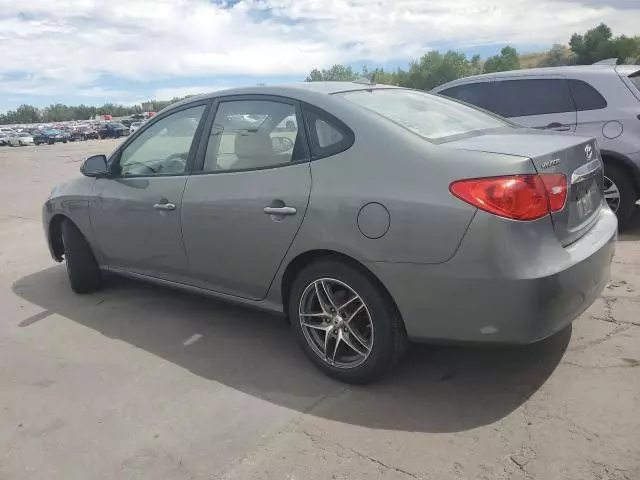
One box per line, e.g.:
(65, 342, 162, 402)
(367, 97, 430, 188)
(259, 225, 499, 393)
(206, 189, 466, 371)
(402, 50, 472, 90)
(470, 54, 483, 75)
(538, 44, 572, 67)
(305, 64, 357, 82)
(569, 23, 640, 64)
(484, 46, 520, 73)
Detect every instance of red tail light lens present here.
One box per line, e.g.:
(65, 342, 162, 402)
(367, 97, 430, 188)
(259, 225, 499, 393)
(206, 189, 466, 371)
(539, 173, 568, 212)
(450, 174, 567, 221)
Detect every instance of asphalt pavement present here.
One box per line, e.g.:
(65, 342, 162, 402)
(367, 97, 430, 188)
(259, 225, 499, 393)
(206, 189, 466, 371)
(1, 140, 639, 480)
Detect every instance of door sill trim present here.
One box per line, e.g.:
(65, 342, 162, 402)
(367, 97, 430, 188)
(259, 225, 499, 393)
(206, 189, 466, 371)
(100, 266, 284, 314)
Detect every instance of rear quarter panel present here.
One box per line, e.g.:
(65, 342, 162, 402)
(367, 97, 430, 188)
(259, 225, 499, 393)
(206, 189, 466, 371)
(273, 105, 538, 271)
(572, 72, 640, 156)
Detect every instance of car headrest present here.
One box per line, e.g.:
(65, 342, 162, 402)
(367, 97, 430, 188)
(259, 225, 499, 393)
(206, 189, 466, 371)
(235, 130, 273, 159)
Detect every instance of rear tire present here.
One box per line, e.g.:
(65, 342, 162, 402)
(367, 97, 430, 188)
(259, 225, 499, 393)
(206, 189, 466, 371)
(604, 162, 636, 226)
(288, 259, 407, 384)
(61, 219, 102, 294)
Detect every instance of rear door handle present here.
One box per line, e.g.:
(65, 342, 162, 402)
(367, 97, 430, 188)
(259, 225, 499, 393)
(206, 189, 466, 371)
(263, 206, 297, 216)
(544, 122, 571, 131)
(153, 202, 176, 211)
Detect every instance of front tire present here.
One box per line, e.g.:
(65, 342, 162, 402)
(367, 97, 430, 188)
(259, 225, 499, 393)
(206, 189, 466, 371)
(604, 162, 636, 226)
(61, 219, 102, 294)
(288, 259, 407, 384)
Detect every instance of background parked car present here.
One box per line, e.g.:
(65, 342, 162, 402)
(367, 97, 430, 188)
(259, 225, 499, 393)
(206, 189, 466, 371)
(7, 132, 35, 146)
(129, 121, 144, 134)
(98, 123, 129, 139)
(33, 129, 71, 145)
(433, 64, 640, 225)
(70, 126, 99, 141)
(0, 133, 8, 146)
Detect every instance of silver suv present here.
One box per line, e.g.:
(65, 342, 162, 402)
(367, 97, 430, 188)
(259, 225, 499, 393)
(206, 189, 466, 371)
(433, 65, 640, 225)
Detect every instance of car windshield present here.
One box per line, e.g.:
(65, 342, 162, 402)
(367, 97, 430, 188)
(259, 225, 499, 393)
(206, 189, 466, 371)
(19, 133, 30, 137)
(109, 123, 125, 128)
(338, 88, 509, 141)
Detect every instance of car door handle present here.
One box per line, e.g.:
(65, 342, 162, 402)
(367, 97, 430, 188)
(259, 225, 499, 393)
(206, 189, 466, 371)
(263, 206, 297, 215)
(544, 122, 571, 131)
(153, 202, 176, 211)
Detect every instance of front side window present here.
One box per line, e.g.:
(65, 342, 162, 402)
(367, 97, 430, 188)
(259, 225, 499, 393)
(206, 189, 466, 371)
(203, 100, 304, 172)
(116, 105, 205, 176)
(339, 88, 508, 141)
(495, 79, 575, 117)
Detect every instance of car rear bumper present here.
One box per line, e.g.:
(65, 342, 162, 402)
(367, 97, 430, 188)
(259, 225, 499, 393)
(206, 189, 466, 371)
(371, 206, 617, 344)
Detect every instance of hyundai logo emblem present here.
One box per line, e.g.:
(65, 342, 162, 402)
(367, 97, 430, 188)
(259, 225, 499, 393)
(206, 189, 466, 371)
(585, 144, 593, 160)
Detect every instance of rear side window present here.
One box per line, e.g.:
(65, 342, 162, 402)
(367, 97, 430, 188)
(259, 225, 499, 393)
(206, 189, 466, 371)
(438, 82, 498, 113)
(302, 105, 353, 158)
(339, 89, 508, 141)
(569, 79, 607, 111)
(628, 72, 640, 93)
(495, 79, 575, 117)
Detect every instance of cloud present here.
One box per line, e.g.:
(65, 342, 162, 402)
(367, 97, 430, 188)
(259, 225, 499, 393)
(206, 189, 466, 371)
(0, 0, 638, 106)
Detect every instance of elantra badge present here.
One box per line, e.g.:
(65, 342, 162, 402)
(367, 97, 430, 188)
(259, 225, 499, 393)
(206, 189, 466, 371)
(541, 159, 560, 169)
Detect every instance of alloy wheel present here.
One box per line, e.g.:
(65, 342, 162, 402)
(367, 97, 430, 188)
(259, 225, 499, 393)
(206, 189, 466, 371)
(603, 175, 620, 213)
(298, 278, 374, 369)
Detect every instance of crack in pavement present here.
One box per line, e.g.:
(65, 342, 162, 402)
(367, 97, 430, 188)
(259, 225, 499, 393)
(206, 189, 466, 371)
(301, 429, 421, 479)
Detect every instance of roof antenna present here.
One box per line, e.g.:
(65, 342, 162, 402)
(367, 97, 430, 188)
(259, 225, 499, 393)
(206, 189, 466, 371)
(352, 73, 376, 85)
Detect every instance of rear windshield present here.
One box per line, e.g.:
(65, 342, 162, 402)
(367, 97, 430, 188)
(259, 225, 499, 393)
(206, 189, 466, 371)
(338, 88, 509, 141)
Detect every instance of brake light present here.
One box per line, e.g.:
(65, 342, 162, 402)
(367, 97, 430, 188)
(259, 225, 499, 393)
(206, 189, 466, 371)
(539, 174, 568, 212)
(450, 174, 567, 221)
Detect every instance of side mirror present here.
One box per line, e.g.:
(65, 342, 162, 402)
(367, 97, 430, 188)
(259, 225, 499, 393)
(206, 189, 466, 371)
(80, 154, 109, 178)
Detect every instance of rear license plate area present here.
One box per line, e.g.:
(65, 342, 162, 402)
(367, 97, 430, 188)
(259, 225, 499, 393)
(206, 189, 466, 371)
(575, 178, 597, 219)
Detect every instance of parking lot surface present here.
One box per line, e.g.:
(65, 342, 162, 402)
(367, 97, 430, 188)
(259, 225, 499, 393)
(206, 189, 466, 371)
(1, 141, 639, 480)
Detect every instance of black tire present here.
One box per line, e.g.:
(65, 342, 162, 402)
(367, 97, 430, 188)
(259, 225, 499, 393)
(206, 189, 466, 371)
(61, 219, 102, 294)
(604, 162, 636, 226)
(62, 140, 67, 144)
(288, 259, 407, 384)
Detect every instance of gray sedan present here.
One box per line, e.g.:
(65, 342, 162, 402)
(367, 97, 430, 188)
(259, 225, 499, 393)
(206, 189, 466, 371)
(43, 82, 616, 383)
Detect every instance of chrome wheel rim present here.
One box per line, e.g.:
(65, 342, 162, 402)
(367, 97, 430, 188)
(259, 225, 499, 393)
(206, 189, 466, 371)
(603, 176, 621, 213)
(298, 278, 374, 369)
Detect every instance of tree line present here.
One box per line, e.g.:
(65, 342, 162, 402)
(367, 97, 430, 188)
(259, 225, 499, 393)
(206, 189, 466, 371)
(2, 23, 639, 125)
(305, 23, 640, 89)
(0, 98, 188, 126)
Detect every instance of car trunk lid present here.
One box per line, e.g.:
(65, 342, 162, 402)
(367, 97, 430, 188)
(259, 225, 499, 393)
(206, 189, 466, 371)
(443, 128, 604, 246)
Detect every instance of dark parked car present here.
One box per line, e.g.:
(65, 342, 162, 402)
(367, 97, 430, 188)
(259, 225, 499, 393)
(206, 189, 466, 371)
(33, 129, 71, 145)
(98, 123, 129, 139)
(70, 127, 99, 141)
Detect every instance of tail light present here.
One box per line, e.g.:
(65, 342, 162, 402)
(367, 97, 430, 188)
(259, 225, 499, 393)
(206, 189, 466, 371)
(450, 174, 567, 221)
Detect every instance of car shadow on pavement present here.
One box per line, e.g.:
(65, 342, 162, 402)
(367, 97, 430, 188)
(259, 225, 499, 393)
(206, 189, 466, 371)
(13, 266, 570, 433)
(619, 205, 640, 241)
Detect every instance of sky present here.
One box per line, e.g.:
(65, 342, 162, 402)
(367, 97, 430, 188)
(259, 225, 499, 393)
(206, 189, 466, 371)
(0, 0, 638, 113)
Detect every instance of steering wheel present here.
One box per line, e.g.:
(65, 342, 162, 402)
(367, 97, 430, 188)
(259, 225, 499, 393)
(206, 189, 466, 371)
(161, 153, 188, 173)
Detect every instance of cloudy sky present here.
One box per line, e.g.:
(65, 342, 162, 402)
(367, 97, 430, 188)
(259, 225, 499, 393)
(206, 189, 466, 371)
(0, 0, 638, 112)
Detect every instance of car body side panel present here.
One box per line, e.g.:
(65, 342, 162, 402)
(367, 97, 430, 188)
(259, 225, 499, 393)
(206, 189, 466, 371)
(43, 177, 103, 262)
(265, 118, 537, 308)
(369, 207, 616, 343)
